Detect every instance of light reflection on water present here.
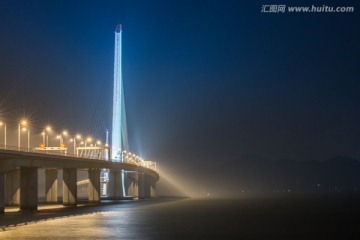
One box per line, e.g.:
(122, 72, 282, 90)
(1, 212, 120, 239)
(1, 208, 148, 239)
(2, 196, 358, 239)
(0, 199, 186, 239)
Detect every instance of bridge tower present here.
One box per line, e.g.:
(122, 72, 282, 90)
(111, 24, 128, 161)
(107, 24, 128, 198)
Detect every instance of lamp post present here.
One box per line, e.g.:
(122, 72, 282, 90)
(62, 130, 68, 145)
(27, 129, 30, 151)
(20, 127, 30, 151)
(42, 126, 51, 147)
(79, 141, 84, 157)
(95, 140, 102, 147)
(56, 135, 62, 146)
(0, 122, 6, 149)
(85, 137, 92, 157)
(57, 130, 68, 147)
(42, 130, 45, 147)
(69, 134, 82, 156)
(85, 137, 92, 147)
(18, 120, 27, 150)
(73, 134, 81, 155)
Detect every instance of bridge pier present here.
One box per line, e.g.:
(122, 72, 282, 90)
(138, 173, 146, 199)
(126, 171, 138, 199)
(150, 175, 156, 198)
(5, 169, 20, 205)
(45, 169, 58, 203)
(88, 168, 100, 204)
(139, 174, 154, 199)
(0, 172, 4, 213)
(63, 168, 77, 206)
(108, 169, 124, 199)
(20, 167, 38, 211)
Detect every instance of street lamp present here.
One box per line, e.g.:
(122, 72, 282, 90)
(85, 137, 92, 147)
(42, 125, 51, 147)
(78, 140, 85, 157)
(56, 135, 62, 146)
(62, 130, 68, 145)
(57, 130, 68, 147)
(18, 120, 27, 150)
(20, 127, 30, 151)
(70, 134, 82, 155)
(84, 137, 93, 157)
(23, 127, 30, 151)
(0, 121, 6, 149)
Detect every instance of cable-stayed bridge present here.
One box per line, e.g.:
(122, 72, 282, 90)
(0, 24, 159, 213)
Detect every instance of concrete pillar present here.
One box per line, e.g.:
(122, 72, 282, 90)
(5, 169, 20, 205)
(150, 176, 156, 198)
(108, 170, 124, 199)
(139, 174, 152, 199)
(124, 173, 132, 196)
(133, 175, 138, 199)
(88, 168, 100, 204)
(63, 168, 77, 206)
(145, 174, 152, 198)
(126, 171, 138, 199)
(138, 173, 146, 199)
(20, 167, 38, 211)
(0, 172, 4, 213)
(45, 169, 58, 203)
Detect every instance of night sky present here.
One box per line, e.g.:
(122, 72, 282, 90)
(0, 1, 359, 194)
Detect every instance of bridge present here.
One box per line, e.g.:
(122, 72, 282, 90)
(0, 143, 159, 213)
(0, 142, 159, 213)
(0, 24, 160, 213)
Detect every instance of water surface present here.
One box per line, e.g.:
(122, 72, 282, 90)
(1, 195, 359, 239)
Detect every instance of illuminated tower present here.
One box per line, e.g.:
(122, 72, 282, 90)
(111, 24, 123, 161)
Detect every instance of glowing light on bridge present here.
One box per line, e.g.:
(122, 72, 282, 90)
(18, 119, 28, 150)
(0, 118, 158, 172)
(111, 24, 129, 161)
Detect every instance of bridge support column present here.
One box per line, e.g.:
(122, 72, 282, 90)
(150, 176, 156, 198)
(139, 174, 152, 199)
(63, 168, 77, 206)
(145, 174, 152, 198)
(126, 171, 138, 199)
(20, 167, 38, 211)
(0, 172, 4, 213)
(5, 169, 20, 205)
(139, 173, 145, 199)
(88, 168, 100, 204)
(108, 170, 124, 199)
(139, 173, 146, 199)
(45, 169, 58, 203)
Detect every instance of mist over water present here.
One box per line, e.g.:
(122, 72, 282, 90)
(156, 165, 204, 198)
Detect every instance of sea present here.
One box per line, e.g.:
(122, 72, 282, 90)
(1, 194, 360, 239)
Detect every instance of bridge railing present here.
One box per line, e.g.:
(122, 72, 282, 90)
(0, 144, 158, 172)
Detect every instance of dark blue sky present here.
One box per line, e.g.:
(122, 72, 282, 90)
(0, 0, 360, 176)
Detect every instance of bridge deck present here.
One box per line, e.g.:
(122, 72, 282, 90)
(0, 148, 159, 181)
